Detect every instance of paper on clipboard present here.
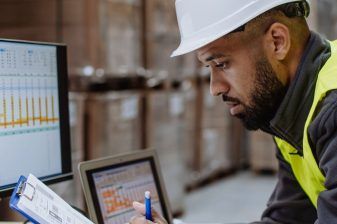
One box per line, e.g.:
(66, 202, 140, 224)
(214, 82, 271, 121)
(14, 174, 93, 224)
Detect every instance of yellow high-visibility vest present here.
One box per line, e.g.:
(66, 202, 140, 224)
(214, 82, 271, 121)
(274, 40, 337, 208)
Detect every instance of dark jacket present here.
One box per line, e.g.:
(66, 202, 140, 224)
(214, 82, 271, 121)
(254, 32, 337, 224)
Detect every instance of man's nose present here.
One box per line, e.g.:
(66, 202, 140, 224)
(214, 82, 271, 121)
(210, 71, 229, 96)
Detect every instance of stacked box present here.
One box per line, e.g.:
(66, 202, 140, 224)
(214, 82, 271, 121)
(146, 0, 197, 78)
(62, 0, 143, 75)
(0, 0, 102, 74)
(86, 91, 142, 159)
(99, 0, 142, 75)
(181, 81, 198, 172)
(61, 0, 92, 74)
(248, 130, 278, 173)
(181, 79, 238, 188)
(147, 88, 187, 215)
(200, 82, 233, 175)
(50, 93, 87, 210)
(0, 0, 58, 42)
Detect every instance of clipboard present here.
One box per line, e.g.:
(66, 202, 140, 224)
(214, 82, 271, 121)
(9, 174, 94, 224)
(9, 175, 38, 223)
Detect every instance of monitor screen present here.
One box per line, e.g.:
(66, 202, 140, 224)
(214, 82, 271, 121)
(86, 158, 168, 224)
(0, 40, 71, 197)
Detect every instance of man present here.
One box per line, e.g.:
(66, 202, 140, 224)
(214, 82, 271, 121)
(130, 0, 337, 223)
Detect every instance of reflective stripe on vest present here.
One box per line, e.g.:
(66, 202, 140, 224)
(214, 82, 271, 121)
(274, 40, 337, 208)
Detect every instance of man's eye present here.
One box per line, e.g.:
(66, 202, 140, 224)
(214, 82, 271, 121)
(215, 61, 229, 69)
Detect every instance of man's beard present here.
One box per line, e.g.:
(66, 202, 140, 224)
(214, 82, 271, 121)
(223, 58, 288, 130)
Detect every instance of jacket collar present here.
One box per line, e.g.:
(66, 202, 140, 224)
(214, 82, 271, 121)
(263, 32, 331, 152)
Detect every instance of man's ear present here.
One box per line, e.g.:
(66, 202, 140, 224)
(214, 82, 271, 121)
(264, 22, 291, 61)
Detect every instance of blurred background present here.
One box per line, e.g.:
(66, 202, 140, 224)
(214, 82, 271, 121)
(0, 0, 337, 223)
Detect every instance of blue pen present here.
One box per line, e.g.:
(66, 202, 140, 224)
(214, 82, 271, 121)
(145, 191, 152, 221)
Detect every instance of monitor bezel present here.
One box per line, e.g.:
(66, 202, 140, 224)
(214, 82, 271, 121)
(79, 150, 173, 224)
(0, 39, 72, 198)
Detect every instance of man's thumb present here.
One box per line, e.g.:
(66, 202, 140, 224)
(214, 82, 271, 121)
(133, 201, 146, 215)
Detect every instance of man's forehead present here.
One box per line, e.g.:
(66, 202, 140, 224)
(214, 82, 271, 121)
(197, 35, 240, 62)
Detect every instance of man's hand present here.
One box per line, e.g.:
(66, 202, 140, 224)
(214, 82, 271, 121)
(129, 201, 168, 224)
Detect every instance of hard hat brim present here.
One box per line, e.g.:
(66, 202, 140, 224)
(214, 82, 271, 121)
(170, 37, 221, 57)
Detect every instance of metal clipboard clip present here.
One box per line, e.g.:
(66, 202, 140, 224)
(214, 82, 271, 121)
(16, 180, 36, 201)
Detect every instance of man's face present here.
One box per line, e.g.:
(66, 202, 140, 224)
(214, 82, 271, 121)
(197, 34, 287, 130)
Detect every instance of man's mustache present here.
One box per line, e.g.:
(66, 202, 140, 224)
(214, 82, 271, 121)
(222, 94, 241, 104)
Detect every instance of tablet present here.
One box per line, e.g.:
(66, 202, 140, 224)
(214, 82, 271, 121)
(78, 150, 173, 224)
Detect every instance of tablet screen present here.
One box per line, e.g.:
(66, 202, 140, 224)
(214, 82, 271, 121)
(86, 158, 168, 224)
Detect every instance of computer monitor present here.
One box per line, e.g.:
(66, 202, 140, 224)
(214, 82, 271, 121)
(0, 39, 72, 197)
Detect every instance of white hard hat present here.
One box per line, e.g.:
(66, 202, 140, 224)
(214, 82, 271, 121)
(171, 0, 308, 57)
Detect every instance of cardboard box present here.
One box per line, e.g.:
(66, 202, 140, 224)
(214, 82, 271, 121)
(147, 89, 186, 214)
(146, 0, 197, 78)
(199, 82, 233, 175)
(0, 0, 58, 42)
(50, 93, 87, 210)
(86, 91, 142, 159)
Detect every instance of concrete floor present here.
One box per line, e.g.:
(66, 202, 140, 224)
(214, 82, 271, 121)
(180, 171, 277, 224)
